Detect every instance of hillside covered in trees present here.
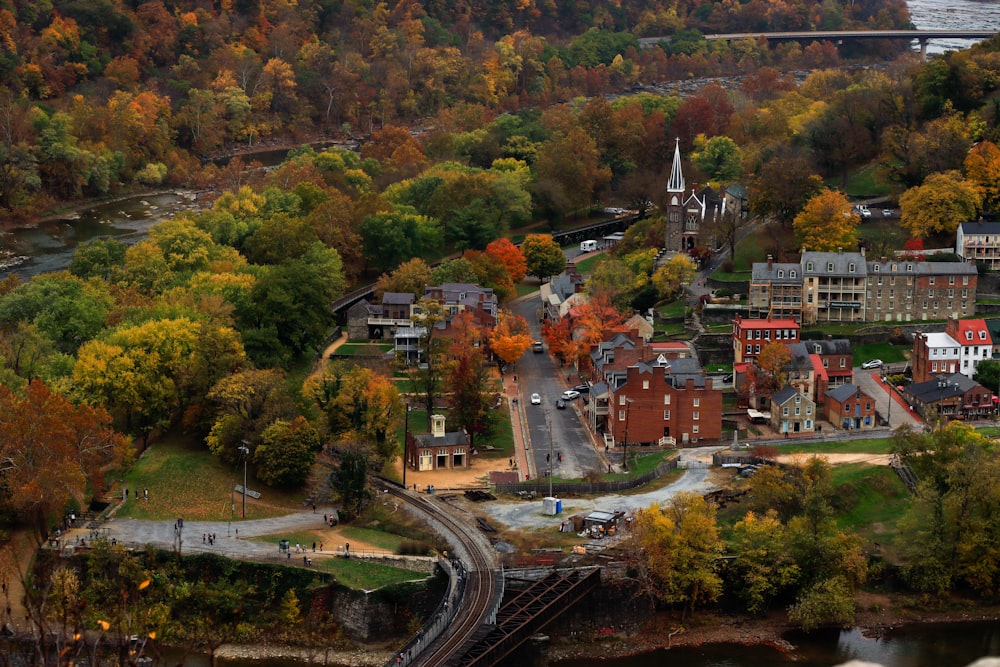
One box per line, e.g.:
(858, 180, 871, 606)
(0, 0, 910, 216)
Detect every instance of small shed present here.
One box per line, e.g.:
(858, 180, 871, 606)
(583, 510, 623, 537)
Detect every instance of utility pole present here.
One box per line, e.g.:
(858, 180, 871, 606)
(402, 404, 411, 490)
(623, 397, 634, 471)
(238, 442, 249, 518)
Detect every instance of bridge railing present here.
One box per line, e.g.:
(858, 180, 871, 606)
(386, 556, 465, 667)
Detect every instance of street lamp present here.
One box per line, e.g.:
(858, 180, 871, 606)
(622, 397, 634, 471)
(238, 442, 249, 518)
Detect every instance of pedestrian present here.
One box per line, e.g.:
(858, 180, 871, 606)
(323, 513, 327, 523)
(287, 551, 290, 560)
(513, 375, 517, 382)
(345, 542, 350, 553)
(319, 542, 323, 551)
(312, 541, 316, 552)
(203, 533, 206, 544)
(312, 502, 316, 513)
(236, 528, 239, 538)
(303, 556, 308, 566)
(144, 488, 148, 500)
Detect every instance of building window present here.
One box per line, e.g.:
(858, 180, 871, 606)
(929, 276, 935, 285)
(693, 411, 700, 420)
(791, 270, 797, 278)
(907, 263, 913, 271)
(778, 270, 784, 278)
(643, 380, 649, 389)
(663, 410, 671, 419)
(693, 397, 700, 407)
(849, 263, 856, 272)
(892, 264, 897, 272)
(963, 289, 968, 298)
(783, 407, 789, 416)
(948, 289, 954, 298)
(823, 358, 829, 367)
(693, 424, 699, 434)
(877, 289, 882, 298)
(807, 262, 814, 271)
(619, 395, 627, 405)
(795, 407, 801, 416)
(827, 262, 834, 272)
(619, 410, 626, 421)
(807, 406, 812, 415)
(755, 344, 761, 354)
(873, 264, 880, 273)
(844, 403, 850, 412)
(923, 301, 928, 309)
(877, 276, 883, 286)
(840, 358, 846, 368)
(932, 362, 938, 371)
(950, 275, 955, 285)
(664, 394, 671, 405)
(746, 344, 752, 354)
(795, 396, 801, 403)
(963, 275, 969, 285)
(866, 402, 871, 411)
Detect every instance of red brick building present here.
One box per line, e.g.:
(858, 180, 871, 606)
(824, 383, 878, 430)
(732, 315, 800, 364)
(589, 356, 723, 446)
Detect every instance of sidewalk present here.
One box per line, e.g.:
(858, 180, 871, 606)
(502, 373, 535, 481)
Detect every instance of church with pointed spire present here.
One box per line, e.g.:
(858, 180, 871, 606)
(664, 138, 699, 252)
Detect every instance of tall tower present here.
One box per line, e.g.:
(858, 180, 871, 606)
(665, 138, 686, 251)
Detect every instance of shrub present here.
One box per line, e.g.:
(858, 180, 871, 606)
(721, 259, 734, 273)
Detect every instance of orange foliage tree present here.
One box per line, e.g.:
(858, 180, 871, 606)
(0, 380, 129, 537)
(485, 237, 527, 284)
(489, 310, 532, 365)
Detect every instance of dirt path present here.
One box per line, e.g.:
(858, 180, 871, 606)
(775, 452, 894, 466)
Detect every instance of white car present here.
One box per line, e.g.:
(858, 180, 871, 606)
(882, 208, 893, 217)
(530, 393, 541, 405)
(861, 359, 883, 369)
(561, 389, 581, 400)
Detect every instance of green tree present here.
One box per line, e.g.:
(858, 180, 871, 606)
(336, 447, 369, 519)
(521, 233, 565, 281)
(0, 272, 113, 353)
(68, 238, 127, 281)
(692, 134, 743, 183)
(729, 510, 800, 614)
(360, 211, 443, 274)
(793, 188, 860, 252)
(899, 171, 981, 239)
(254, 417, 321, 487)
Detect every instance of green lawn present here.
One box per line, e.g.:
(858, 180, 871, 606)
(711, 226, 781, 281)
(832, 464, 911, 552)
(313, 556, 428, 590)
(516, 282, 540, 297)
(611, 449, 675, 480)
(573, 252, 606, 275)
(334, 342, 393, 356)
(857, 217, 909, 253)
(851, 343, 908, 366)
(118, 435, 308, 521)
(836, 162, 892, 199)
(780, 436, 894, 455)
(656, 299, 685, 319)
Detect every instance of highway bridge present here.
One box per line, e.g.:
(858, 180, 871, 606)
(639, 29, 1000, 57)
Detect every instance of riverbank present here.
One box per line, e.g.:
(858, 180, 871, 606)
(214, 643, 392, 666)
(546, 592, 1000, 662)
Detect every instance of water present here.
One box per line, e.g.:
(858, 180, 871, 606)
(907, 0, 1000, 53)
(553, 622, 1000, 667)
(0, 192, 200, 279)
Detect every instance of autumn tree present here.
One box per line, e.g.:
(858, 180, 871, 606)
(204, 368, 296, 462)
(447, 336, 495, 451)
(652, 254, 697, 302)
(728, 510, 800, 614)
(374, 258, 433, 298)
(531, 126, 611, 223)
(964, 140, 1000, 213)
(587, 256, 640, 311)
(521, 233, 565, 281)
(485, 237, 527, 284)
(792, 188, 860, 252)
(254, 417, 322, 487)
(0, 380, 129, 536)
(541, 317, 575, 367)
(750, 341, 793, 398)
(749, 153, 823, 228)
(490, 310, 533, 366)
(899, 171, 981, 239)
(632, 493, 724, 619)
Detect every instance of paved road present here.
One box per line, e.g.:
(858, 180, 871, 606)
(853, 367, 923, 429)
(482, 446, 724, 529)
(511, 294, 603, 480)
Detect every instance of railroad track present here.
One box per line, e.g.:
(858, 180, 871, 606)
(381, 485, 499, 667)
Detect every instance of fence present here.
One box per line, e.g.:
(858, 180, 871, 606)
(494, 457, 678, 496)
(384, 556, 465, 667)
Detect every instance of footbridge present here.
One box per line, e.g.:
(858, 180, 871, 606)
(639, 29, 1000, 57)
(446, 567, 603, 667)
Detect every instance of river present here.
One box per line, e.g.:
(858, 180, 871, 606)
(553, 622, 1000, 667)
(907, 0, 1000, 53)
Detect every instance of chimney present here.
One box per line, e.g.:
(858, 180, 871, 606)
(827, 334, 832, 341)
(880, 256, 887, 263)
(860, 246, 866, 257)
(431, 414, 446, 438)
(767, 255, 773, 271)
(838, 247, 843, 254)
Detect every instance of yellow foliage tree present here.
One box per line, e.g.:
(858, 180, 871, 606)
(792, 188, 859, 252)
(900, 171, 981, 239)
(964, 140, 1000, 212)
(651, 254, 696, 301)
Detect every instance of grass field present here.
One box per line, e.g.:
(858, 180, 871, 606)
(835, 162, 892, 198)
(574, 252, 606, 275)
(780, 436, 894, 455)
(831, 464, 911, 554)
(334, 342, 393, 356)
(118, 436, 308, 521)
(312, 556, 428, 590)
(851, 343, 908, 366)
(711, 226, 784, 281)
(656, 299, 685, 319)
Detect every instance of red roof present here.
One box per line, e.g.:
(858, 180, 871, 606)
(810, 354, 829, 381)
(650, 341, 689, 350)
(733, 317, 799, 329)
(952, 318, 992, 346)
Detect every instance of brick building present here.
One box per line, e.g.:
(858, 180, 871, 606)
(770, 385, 816, 434)
(903, 373, 994, 421)
(731, 314, 800, 364)
(912, 332, 962, 384)
(944, 317, 993, 378)
(588, 337, 722, 445)
(405, 415, 470, 471)
(825, 384, 877, 430)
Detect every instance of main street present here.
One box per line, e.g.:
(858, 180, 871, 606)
(510, 292, 604, 480)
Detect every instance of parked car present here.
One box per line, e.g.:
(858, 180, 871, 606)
(573, 384, 590, 394)
(556, 399, 566, 410)
(561, 389, 581, 400)
(882, 208, 893, 217)
(532, 341, 544, 353)
(530, 393, 541, 405)
(722, 373, 734, 383)
(856, 204, 871, 218)
(861, 359, 883, 369)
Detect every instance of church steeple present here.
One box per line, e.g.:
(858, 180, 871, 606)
(667, 138, 685, 194)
